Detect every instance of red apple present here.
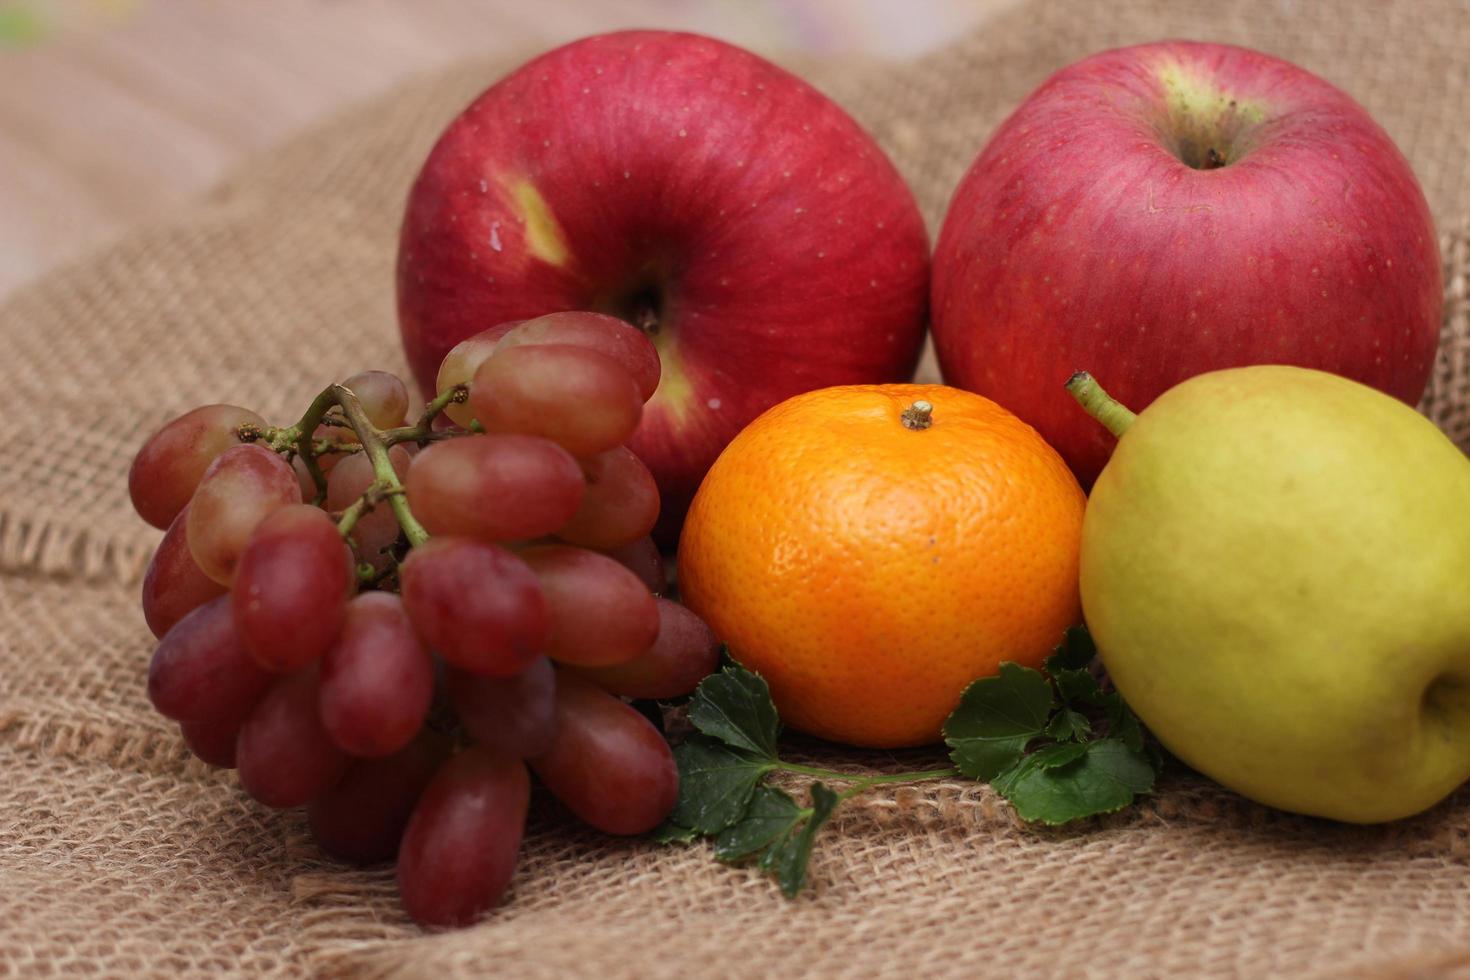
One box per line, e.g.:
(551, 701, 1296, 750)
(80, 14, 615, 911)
(397, 30, 929, 539)
(932, 41, 1442, 486)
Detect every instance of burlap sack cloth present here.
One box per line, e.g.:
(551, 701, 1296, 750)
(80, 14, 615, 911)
(4, 0, 1470, 976)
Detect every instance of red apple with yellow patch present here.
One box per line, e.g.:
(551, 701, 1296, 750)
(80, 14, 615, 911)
(932, 41, 1443, 486)
(397, 31, 930, 538)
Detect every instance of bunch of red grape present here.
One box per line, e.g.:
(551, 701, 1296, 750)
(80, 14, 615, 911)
(131, 312, 720, 927)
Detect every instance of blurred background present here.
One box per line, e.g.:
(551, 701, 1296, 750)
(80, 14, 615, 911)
(0, 0, 1018, 301)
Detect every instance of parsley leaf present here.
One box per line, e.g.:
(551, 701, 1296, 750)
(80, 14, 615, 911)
(1053, 667, 1105, 706)
(711, 781, 841, 895)
(1102, 691, 1147, 753)
(942, 661, 1054, 780)
(713, 785, 802, 861)
(649, 821, 701, 844)
(994, 739, 1156, 825)
(1045, 626, 1097, 672)
(765, 783, 839, 897)
(669, 736, 775, 834)
(659, 663, 846, 897)
(943, 628, 1160, 824)
(656, 629, 1161, 894)
(687, 665, 781, 759)
(1046, 708, 1092, 742)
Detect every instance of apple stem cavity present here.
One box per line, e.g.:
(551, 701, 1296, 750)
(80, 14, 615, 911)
(901, 400, 934, 431)
(1065, 372, 1137, 438)
(633, 305, 659, 335)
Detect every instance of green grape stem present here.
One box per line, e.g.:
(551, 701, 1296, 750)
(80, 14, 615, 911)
(292, 386, 343, 503)
(379, 383, 469, 448)
(330, 385, 430, 547)
(335, 484, 405, 538)
(239, 381, 469, 551)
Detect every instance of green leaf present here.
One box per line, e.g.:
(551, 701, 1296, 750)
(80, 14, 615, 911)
(1044, 626, 1097, 673)
(991, 742, 1089, 799)
(653, 627, 1162, 889)
(943, 662, 1055, 780)
(713, 786, 802, 862)
(993, 738, 1157, 825)
(716, 644, 739, 670)
(1053, 667, 1105, 707)
(1046, 708, 1092, 742)
(649, 820, 700, 844)
(713, 782, 840, 897)
(1101, 692, 1146, 752)
(756, 829, 791, 872)
(669, 736, 774, 834)
(688, 665, 781, 760)
(707, 782, 841, 897)
(1027, 741, 1090, 770)
(769, 783, 840, 898)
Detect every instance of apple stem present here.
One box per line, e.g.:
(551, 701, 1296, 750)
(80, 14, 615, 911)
(1065, 372, 1136, 438)
(901, 400, 934, 431)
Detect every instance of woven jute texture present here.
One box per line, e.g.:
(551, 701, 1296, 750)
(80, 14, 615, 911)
(3, 0, 1470, 976)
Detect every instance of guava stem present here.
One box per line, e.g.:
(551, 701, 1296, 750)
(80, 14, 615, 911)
(1065, 372, 1136, 438)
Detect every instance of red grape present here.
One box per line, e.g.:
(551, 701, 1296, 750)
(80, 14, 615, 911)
(129, 404, 266, 529)
(520, 544, 659, 667)
(148, 596, 273, 723)
(601, 536, 666, 594)
(495, 312, 660, 401)
(186, 444, 301, 584)
(399, 537, 548, 676)
(436, 321, 523, 427)
(448, 657, 556, 758)
(236, 668, 348, 808)
(343, 370, 410, 429)
(141, 503, 227, 639)
(134, 355, 701, 919)
(470, 345, 642, 456)
(325, 446, 410, 509)
(529, 674, 677, 835)
(308, 730, 450, 864)
(397, 748, 529, 927)
(405, 386, 426, 424)
(294, 416, 369, 502)
(566, 598, 720, 700)
(406, 435, 584, 542)
(326, 445, 411, 573)
(558, 446, 659, 550)
(320, 592, 433, 757)
(180, 717, 241, 768)
(231, 505, 354, 672)
(293, 456, 320, 503)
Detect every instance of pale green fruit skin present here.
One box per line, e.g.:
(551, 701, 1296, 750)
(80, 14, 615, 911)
(1082, 365, 1470, 823)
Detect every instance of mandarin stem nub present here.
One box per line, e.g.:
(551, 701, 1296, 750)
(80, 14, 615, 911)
(901, 400, 934, 431)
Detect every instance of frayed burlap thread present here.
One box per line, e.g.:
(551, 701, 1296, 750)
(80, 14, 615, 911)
(3, 0, 1470, 977)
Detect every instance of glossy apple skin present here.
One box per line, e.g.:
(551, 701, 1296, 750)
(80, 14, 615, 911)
(398, 30, 929, 537)
(933, 41, 1442, 486)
